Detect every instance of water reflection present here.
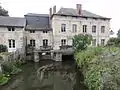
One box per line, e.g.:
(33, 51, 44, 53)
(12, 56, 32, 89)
(1, 60, 83, 90)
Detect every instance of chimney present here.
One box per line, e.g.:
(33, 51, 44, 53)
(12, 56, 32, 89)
(49, 8, 52, 17)
(76, 4, 82, 15)
(49, 8, 52, 28)
(53, 5, 56, 14)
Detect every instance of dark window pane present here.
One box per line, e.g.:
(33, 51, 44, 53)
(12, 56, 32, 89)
(13, 40, 15, 48)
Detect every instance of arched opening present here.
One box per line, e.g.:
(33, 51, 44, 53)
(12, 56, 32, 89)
(62, 54, 74, 62)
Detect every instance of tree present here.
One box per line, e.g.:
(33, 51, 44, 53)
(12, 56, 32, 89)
(117, 29, 120, 37)
(0, 4, 9, 16)
(72, 34, 92, 52)
(107, 37, 120, 47)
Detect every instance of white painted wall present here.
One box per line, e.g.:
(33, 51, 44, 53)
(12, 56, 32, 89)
(0, 27, 24, 52)
(52, 15, 110, 49)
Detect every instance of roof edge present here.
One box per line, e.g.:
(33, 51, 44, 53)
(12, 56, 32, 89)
(51, 14, 111, 20)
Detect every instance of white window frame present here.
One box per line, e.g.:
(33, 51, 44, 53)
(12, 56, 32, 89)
(101, 39, 105, 46)
(92, 25, 96, 33)
(30, 39, 35, 47)
(43, 39, 48, 46)
(61, 24, 66, 32)
(92, 39, 96, 46)
(8, 39, 15, 48)
(83, 25, 87, 33)
(72, 24, 77, 32)
(101, 26, 105, 33)
(61, 39, 66, 46)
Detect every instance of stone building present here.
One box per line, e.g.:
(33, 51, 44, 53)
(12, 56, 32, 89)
(0, 4, 111, 52)
(51, 4, 111, 49)
(0, 16, 26, 52)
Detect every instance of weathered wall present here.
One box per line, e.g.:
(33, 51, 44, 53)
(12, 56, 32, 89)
(52, 15, 110, 49)
(26, 30, 53, 49)
(0, 27, 25, 52)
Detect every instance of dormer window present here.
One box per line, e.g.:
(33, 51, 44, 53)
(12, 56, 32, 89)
(8, 27, 15, 31)
(30, 30, 35, 33)
(43, 31, 48, 33)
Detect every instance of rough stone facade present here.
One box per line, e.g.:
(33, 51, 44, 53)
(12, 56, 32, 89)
(0, 4, 111, 53)
(52, 15, 110, 49)
(0, 27, 25, 52)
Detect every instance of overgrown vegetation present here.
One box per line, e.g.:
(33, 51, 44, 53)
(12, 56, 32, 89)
(72, 34, 92, 52)
(75, 47, 120, 90)
(0, 44, 7, 53)
(0, 73, 9, 85)
(1, 61, 22, 75)
(0, 51, 23, 86)
(74, 33, 120, 89)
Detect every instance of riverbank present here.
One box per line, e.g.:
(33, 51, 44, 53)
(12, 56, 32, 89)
(0, 52, 26, 86)
(75, 46, 120, 90)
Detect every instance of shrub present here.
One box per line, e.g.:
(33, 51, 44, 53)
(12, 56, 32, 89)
(0, 44, 7, 53)
(1, 61, 22, 75)
(0, 73, 9, 85)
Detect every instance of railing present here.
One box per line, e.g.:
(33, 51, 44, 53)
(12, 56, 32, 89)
(59, 45, 73, 50)
(40, 46, 52, 51)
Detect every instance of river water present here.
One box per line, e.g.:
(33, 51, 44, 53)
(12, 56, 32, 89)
(0, 59, 84, 90)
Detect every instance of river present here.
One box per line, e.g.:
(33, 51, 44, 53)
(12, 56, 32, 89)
(0, 59, 84, 90)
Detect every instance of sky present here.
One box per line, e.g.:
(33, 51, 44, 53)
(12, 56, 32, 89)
(0, 0, 120, 35)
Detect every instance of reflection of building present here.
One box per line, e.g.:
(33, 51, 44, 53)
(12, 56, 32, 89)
(0, 4, 111, 52)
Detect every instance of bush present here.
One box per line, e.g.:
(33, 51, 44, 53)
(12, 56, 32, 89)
(107, 37, 120, 47)
(0, 44, 7, 53)
(1, 61, 22, 75)
(0, 73, 9, 85)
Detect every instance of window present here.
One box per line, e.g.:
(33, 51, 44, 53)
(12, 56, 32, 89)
(43, 39, 48, 46)
(30, 39, 35, 47)
(101, 39, 105, 46)
(8, 27, 15, 31)
(61, 39, 66, 46)
(8, 39, 15, 48)
(61, 24, 66, 32)
(92, 39, 96, 46)
(83, 25, 87, 33)
(43, 31, 48, 33)
(72, 24, 77, 32)
(92, 25, 96, 33)
(101, 26, 105, 33)
(30, 30, 35, 33)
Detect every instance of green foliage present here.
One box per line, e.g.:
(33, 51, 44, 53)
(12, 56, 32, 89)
(0, 5, 9, 16)
(75, 47, 120, 90)
(0, 73, 9, 85)
(72, 34, 92, 52)
(107, 37, 120, 47)
(0, 44, 8, 53)
(117, 29, 120, 37)
(1, 61, 22, 75)
(75, 47, 103, 69)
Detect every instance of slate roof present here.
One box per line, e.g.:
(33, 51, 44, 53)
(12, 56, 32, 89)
(0, 16, 26, 27)
(25, 13, 51, 30)
(55, 8, 110, 19)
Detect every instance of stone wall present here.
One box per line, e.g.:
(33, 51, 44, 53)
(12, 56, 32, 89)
(52, 15, 110, 49)
(0, 27, 25, 52)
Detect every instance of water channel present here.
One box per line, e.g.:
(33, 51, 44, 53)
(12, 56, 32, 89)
(0, 57, 84, 90)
